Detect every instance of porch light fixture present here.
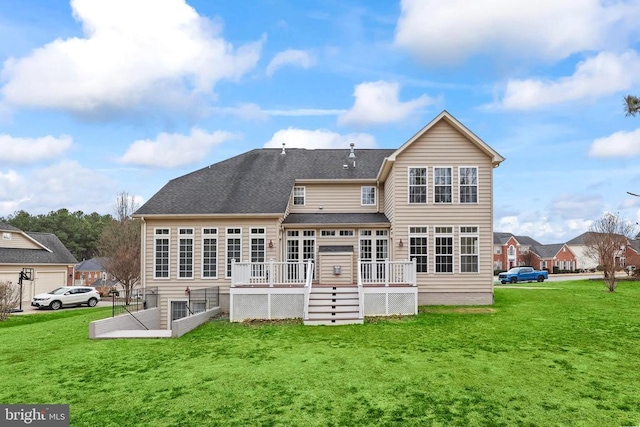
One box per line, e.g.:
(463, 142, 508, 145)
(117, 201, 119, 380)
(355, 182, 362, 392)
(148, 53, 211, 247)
(398, 239, 404, 248)
(269, 240, 274, 249)
(184, 287, 191, 296)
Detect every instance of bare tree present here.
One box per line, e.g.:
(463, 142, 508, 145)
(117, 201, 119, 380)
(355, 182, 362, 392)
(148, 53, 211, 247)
(584, 213, 635, 292)
(624, 95, 640, 117)
(0, 281, 20, 321)
(99, 192, 141, 304)
(519, 249, 537, 268)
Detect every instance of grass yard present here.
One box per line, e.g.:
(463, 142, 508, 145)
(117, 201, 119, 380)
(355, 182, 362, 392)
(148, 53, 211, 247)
(1, 280, 639, 426)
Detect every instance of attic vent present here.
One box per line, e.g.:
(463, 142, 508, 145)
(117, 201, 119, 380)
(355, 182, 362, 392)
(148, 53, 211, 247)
(281, 142, 286, 156)
(348, 142, 356, 159)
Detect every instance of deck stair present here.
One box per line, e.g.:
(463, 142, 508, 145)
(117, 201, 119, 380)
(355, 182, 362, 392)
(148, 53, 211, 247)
(304, 285, 363, 326)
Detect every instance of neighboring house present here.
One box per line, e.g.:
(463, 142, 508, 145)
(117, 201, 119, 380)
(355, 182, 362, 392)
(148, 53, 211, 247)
(134, 111, 505, 327)
(0, 221, 78, 301)
(494, 232, 577, 272)
(75, 257, 108, 285)
(568, 231, 640, 271)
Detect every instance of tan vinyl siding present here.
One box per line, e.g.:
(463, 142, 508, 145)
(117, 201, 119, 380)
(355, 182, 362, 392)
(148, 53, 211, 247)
(318, 252, 353, 285)
(290, 183, 379, 213)
(0, 232, 41, 249)
(388, 120, 494, 294)
(142, 217, 281, 327)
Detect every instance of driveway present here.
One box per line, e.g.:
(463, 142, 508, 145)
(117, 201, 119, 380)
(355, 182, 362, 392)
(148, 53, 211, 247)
(11, 300, 111, 315)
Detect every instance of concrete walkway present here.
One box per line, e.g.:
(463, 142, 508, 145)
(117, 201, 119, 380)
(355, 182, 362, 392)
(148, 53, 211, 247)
(94, 329, 172, 339)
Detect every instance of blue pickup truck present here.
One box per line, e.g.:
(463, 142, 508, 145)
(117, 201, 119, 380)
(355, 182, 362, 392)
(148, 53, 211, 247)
(498, 266, 548, 284)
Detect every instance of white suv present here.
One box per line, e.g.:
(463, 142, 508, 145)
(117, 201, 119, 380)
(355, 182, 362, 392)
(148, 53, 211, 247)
(31, 286, 101, 310)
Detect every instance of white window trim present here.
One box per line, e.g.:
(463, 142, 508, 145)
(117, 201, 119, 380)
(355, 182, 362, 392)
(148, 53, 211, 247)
(459, 166, 479, 204)
(407, 166, 428, 204)
(339, 229, 355, 237)
(293, 186, 306, 206)
(153, 228, 170, 280)
(434, 226, 454, 274)
(177, 228, 194, 280)
(361, 186, 377, 206)
(2, 232, 11, 240)
(250, 228, 267, 263)
(201, 227, 218, 280)
(433, 166, 453, 204)
(408, 225, 429, 274)
(226, 227, 242, 279)
(459, 226, 480, 274)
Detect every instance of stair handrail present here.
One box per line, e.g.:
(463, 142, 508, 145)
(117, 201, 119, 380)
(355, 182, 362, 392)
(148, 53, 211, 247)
(303, 259, 314, 320)
(357, 258, 364, 319)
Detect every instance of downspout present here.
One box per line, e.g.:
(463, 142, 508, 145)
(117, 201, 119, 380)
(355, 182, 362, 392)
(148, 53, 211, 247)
(140, 217, 146, 297)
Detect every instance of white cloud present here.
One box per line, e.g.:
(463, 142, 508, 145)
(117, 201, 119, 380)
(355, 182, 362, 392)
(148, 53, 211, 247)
(264, 128, 376, 149)
(119, 128, 239, 168)
(0, 134, 72, 164)
(0, 161, 115, 215)
(548, 193, 603, 220)
(499, 51, 640, 110)
(395, 0, 640, 64)
(495, 215, 592, 243)
(0, 0, 262, 115)
(338, 81, 434, 127)
(266, 49, 315, 77)
(589, 128, 640, 158)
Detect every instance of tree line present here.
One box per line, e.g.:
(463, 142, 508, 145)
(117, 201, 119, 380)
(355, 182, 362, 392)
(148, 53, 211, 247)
(1, 209, 113, 261)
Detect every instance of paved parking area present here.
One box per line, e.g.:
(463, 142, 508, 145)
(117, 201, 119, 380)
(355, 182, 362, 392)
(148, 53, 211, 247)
(12, 300, 111, 315)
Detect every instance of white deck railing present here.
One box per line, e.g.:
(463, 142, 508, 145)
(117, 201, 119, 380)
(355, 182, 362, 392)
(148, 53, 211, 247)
(359, 259, 417, 287)
(231, 259, 310, 287)
(302, 260, 314, 320)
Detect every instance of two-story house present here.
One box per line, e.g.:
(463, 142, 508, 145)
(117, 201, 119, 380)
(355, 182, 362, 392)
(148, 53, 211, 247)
(134, 111, 505, 327)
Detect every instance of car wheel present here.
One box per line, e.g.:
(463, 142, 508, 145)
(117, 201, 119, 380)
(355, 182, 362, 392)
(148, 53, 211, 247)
(537, 276, 545, 282)
(510, 277, 517, 284)
(87, 298, 98, 307)
(500, 281, 506, 284)
(50, 300, 62, 310)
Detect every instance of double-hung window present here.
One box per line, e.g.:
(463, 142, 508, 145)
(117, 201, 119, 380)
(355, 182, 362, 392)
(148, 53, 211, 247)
(226, 228, 242, 278)
(361, 186, 376, 206)
(435, 227, 453, 273)
(434, 167, 452, 203)
(178, 228, 194, 279)
(460, 167, 478, 203)
(460, 227, 479, 273)
(408, 167, 427, 203)
(293, 186, 305, 205)
(409, 227, 429, 273)
(250, 228, 266, 278)
(154, 228, 170, 279)
(202, 228, 217, 279)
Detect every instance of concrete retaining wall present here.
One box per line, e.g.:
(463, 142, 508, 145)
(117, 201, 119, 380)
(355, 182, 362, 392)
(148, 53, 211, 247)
(171, 307, 222, 337)
(89, 308, 161, 339)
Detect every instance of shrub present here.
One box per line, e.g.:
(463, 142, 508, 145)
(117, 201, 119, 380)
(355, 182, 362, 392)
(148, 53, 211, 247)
(0, 281, 20, 321)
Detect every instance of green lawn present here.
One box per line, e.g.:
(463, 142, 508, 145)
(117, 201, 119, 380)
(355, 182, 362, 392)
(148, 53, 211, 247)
(1, 280, 639, 426)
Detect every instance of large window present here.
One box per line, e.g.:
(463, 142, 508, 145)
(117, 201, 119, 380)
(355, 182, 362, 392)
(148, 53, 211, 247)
(293, 186, 305, 205)
(460, 226, 479, 273)
(434, 167, 452, 203)
(154, 228, 169, 279)
(435, 227, 453, 273)
(361, 186, 376, 206)
(178, 228, 194, 279)
(202, 228, 217, 279)
(226, 228, 242, 278)
(250, 228, 266, 278)
(409, 226, 429, 273)
(408, 167, 427, 204)
(460, 167, 478, 203)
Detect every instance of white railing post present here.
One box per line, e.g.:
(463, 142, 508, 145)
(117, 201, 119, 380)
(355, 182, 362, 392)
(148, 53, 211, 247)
(412, 258, 417, 286)
(357, 258, 364, 319)
(269, 258, 274, 287)
(303, 259, 314, 320)
(384, 258, 389, 287)
(231, 259, 236, 287)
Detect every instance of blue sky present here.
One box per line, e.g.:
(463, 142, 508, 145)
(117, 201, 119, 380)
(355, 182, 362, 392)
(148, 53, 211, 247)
(1, 0, 640, 244)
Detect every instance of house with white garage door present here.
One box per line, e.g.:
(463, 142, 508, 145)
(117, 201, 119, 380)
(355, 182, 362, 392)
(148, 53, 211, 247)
(0, 221, 77, 302)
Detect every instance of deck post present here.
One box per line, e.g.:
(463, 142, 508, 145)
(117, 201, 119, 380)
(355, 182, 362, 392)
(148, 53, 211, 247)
(384, 258, 389, 287)
(231, 259, 236, 287)
(269, 258, 274, 287)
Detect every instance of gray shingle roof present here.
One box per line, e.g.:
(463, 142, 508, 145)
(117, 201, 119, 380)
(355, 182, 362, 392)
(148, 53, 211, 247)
(0, 232, 77, 264)
(76, 257, 107, 271)
(0, 221, 21, 232)
(493, 232, 541, 246)
(282, 213, 390, 225)
(318, 245, 354, 253)
(135, 148, 395, 215)
(531, 243, 564, 258)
